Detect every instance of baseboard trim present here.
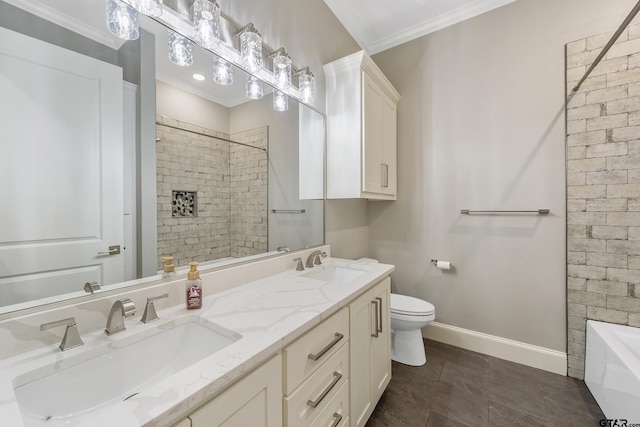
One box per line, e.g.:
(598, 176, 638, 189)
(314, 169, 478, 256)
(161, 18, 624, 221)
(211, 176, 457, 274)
(422, 322, 567, 375)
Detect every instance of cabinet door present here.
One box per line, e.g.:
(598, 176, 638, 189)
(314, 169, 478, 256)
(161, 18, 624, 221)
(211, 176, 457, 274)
(370, 278, 391, 399)
(189, 354, 282, 427)
(349, 289, 373, 427)
(362, 71, 384, 194)
(381, 97, 397, 196)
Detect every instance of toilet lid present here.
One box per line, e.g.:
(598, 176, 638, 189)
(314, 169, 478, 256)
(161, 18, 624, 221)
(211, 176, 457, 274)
(390, 293, 435, 315)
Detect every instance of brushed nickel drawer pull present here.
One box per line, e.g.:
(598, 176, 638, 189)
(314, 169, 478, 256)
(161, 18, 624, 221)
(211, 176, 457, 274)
(371, 299, 379, 338)
(307, 372, 342, 408)
(331, 412, 343, 427)
(376, 296, 383, 333)
(308, 332, 344, 361)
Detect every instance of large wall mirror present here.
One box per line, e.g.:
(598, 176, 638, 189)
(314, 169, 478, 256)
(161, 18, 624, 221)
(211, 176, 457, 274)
(0, 0, 325, 316)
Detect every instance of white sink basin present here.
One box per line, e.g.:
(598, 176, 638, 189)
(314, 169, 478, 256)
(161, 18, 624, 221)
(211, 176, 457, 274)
(13, 319, 240, 426)
(303, 264, 366, 283)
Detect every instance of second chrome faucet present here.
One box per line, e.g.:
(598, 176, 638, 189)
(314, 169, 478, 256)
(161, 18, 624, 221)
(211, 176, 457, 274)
(105, 298, 136, 336)
(305, 250, 328, 268)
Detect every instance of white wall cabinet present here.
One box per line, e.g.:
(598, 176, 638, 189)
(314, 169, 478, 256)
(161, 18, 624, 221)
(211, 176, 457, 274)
(349, 277, 391, 427)
(188, 354, 282, 427)
(324, 51, 400, 200)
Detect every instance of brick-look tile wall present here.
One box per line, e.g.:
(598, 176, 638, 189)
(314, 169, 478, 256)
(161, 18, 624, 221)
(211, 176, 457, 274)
(156, 117, 231, 269)
(566, 24, 640, 379)
(229, 126, 268, 257)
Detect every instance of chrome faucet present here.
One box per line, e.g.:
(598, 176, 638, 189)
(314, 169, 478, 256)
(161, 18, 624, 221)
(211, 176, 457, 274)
(105, 298, 137, 335)
(40, 317, 84, 351)
(305, 250, 327, 268)
(140, 293, 169, 324)
(293, 257, 305, 271)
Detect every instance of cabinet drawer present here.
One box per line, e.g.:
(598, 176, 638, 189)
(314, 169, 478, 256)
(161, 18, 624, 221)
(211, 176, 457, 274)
(309, 380, 349, 427)
(284, 343, 349, 427)
(284, 307, 349, 393)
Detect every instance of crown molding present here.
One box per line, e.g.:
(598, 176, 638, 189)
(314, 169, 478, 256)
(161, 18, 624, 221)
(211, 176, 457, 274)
(368, 0, 517, 54)
(324, 0, 518, 55)
(3, 0, 122, 49)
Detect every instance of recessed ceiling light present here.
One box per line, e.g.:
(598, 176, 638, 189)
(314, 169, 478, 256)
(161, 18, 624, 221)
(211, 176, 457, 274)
(193, 73, 205, 81)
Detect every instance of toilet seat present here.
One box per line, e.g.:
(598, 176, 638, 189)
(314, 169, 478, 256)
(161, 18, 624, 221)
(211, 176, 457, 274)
(390, 293, 435, 316)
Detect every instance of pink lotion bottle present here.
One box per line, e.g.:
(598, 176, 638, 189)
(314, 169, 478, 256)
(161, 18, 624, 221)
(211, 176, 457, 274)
(186, 262, 202, 310)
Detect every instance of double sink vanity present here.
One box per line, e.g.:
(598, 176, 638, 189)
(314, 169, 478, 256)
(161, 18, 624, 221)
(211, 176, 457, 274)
(0, 247, 394, 427)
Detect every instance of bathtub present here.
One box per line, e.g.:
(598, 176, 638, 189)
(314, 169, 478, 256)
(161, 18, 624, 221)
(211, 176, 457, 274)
(585, 320, 640, 423)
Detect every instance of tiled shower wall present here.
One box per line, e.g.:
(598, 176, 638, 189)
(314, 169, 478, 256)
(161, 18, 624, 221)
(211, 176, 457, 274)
(566, 24, 640, 379)
(229, 126, 268, 258)
(156, 118, 267, 269)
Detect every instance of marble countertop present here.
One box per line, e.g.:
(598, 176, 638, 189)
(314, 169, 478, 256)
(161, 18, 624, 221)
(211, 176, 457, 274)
(0, 258, 394, 427)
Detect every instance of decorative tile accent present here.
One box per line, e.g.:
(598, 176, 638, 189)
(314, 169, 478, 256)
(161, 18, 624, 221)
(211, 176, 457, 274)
(172, 191, 197, 218)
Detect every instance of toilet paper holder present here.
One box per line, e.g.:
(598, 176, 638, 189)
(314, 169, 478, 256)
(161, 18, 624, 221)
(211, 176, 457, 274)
(430, 259, 452, 270)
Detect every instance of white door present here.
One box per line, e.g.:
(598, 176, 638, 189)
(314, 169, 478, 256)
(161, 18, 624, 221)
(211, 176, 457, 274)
(0, 27, 124, 307)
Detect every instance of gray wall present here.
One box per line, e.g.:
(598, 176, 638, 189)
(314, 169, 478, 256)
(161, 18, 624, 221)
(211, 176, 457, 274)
(369, 0, 638, 354)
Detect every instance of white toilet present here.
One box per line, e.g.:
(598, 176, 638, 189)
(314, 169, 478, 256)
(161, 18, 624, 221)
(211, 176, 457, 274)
(390, 293, 435, 366)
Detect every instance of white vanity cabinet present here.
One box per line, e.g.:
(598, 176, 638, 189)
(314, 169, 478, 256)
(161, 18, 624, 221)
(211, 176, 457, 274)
(283, 307, 350, 427)
(169, 274, 392, 427)
(187, 354, 283, 427)
(324, 51, 400, 200)
(349, 277, 392, 427)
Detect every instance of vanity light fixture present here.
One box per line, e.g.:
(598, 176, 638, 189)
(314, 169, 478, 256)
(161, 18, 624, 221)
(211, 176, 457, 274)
(273, 90, 288, 112)
(192, 0, 220, 50)
(168, 30, 193, 66)
(296, 67, 316, 103)
(238, 23, 263, 73)
(246, 75, 264, 99)
(105, 0, 140, 40)
(122, 0, 163, 17)
(270, 48, 292, 90)
(213, 57, 233, 85)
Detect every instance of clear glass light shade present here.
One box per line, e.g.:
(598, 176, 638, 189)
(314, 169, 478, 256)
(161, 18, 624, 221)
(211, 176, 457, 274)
(246, 76, 263, 99)
(213, 57, 233, 85)
(168, 30, 193, 66)
(122, 0, 162, 17)
(240, 29, 263, 72)
(106, 0, 139, 41)
(192, 0, 220, 49)
(299, 71, 316, 103)
(273, 90, 288, 112)
(273, 52, 291, 90)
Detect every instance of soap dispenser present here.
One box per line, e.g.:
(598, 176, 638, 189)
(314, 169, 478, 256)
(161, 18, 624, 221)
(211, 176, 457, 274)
(186, 262, 202, 310)
(161, 256, 176, 279)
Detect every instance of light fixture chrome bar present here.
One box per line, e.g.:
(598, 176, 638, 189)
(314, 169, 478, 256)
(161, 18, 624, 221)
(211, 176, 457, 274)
(460, 209, 550, 215)
(271, 209, 306, 214)
(570, 0, 640, 95)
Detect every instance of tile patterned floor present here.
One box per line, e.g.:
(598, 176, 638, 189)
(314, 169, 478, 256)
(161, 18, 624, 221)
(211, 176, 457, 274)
(366, 339, 605, 427)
